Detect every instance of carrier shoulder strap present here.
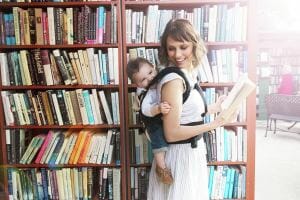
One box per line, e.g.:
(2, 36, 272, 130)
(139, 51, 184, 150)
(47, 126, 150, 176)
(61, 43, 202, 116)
(146, 66, 191, 103)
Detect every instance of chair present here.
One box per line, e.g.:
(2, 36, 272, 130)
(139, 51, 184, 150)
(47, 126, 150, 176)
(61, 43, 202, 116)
(265, 94, 300, 137)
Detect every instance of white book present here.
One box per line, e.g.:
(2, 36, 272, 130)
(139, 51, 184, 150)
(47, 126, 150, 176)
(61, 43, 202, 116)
(85, 134, 97, 163)
(63, 133, 78, 164)
(112, 168, 121, 200)
(47, 7, 56, 45)
(56, 170, 65, 200)
(12, 93, 25, 125)
(82, 50, 93, 84)
(113, 48, 119, 84)
(93, 54, 102, 85)
(92, 89, 103, 124)
(66, 8, 73, 44)
(72, 168, 80, 200)
(111, 92, 117, 125)
(76, 89, 89, 125)
(98, 90, 113, 124)
(51, 92, 64, 125)
(220, 74, 256, 121)
(107, 130, 116, 164)
(96, 134, 107, 164)
(0, 53, 10, 85)
(89, 134, 101, 163)
(1, 92, 14, 125)
(108, 48, 115, 84)
(77, 50, 89, 84)
(64, 91, 76, 125)
(86, 48, 97, 84)
(102, 130, 113, 164)
(74, 52, 85, 84)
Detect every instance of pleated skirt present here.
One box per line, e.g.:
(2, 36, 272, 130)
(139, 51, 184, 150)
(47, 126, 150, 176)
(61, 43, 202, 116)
(147, 138, 209, 200)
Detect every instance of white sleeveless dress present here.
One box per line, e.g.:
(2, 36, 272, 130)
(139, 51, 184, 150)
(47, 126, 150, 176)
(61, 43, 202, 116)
(147, 72, 209, 200)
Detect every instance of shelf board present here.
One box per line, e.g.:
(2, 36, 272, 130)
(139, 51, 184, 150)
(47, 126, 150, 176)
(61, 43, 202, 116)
(4, 124, 120, 129)
(0, 44, 118, 49)
(130, 163, 152, 167)
(0, 1, 116, 8)
(1, 84, 119, 90)
(125, 0, 248, 8)
(126, 42, 247, 48)
(128, 83, 235, 89)
(128, 123, 246, 128)
(2, 163, 121, 168)
(130, 161, 246, 167)
(208, 161, 247, 166)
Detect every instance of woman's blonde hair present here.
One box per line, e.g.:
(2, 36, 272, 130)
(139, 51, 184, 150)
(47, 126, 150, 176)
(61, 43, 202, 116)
(159, 18, 206, 67)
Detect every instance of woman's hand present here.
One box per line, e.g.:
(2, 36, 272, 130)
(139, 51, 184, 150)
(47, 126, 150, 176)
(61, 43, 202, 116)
(208, 95, 227, 114)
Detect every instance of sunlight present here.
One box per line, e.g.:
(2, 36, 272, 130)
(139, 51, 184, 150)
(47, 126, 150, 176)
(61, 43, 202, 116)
(258, 0, 300, 32)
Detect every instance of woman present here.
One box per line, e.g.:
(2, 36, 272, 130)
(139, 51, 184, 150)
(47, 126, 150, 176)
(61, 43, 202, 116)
(147, 19, 230, 200)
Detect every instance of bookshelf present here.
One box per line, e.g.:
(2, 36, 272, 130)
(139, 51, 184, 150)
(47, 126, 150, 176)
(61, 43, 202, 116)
(0, 1, 126, 200)
(256, 32, 300, 119)
(122, 0, 256, 200)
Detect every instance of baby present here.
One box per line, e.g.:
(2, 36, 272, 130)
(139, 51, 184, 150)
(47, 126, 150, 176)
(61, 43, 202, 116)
(127, 57, 173, 184)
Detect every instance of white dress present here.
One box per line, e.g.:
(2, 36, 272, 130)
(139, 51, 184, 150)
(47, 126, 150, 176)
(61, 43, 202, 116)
(147, 72, 209, 200)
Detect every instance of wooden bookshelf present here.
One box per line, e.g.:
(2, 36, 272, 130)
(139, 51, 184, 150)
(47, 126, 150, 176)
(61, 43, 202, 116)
(0, 1, 126, 200)
(0, 0, 257, 199)
(122, 0, 256, 199)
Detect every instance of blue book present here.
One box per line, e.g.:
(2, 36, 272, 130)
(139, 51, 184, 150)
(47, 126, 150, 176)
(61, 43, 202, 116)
(82, 90, 95, 124)
(228, 168, 236, 198)
(208, 166, 214, 198)
(40, 168, 49, 200)
(48, 132, 65, 165)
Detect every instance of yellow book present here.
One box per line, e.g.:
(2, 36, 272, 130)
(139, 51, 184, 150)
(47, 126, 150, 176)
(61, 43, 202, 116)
(72, 130, 88, 164)
(68, 130, 84, 164)
(78, 131, 93, 164)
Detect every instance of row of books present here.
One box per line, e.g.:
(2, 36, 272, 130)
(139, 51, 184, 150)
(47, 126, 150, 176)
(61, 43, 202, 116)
(125, 47, 247, 85)
(129, 129, 153, 165)
(0, 5, 117, 45)
(0, 48, 119, 86)
(127, 47, 159, 71)
(125, 3, 247, 44)
(130, 167, 150, 200)
(7, 167, 121, 200)
(201, 48, 248, 83)
(204, 127, 247, 163)
(6, 129, 120, 165)
(2, 89, 119, 126)
(208, 165, 246, 199)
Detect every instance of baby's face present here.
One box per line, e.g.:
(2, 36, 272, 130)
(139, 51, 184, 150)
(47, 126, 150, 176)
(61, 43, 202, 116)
(134, 63, 157, 88)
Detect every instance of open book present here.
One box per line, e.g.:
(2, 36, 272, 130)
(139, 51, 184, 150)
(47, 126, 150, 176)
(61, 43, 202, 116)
(220, 74, 256, 121)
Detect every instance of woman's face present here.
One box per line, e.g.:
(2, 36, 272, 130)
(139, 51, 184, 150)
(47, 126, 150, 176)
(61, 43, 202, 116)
(166, 36, 194, 69)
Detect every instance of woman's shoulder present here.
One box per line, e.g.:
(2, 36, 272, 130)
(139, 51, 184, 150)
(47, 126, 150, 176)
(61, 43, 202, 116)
(159, 72, 183, 85)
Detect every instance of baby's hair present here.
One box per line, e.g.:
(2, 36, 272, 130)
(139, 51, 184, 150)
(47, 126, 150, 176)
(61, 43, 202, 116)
(159, 18, 206, 67)
(126, 57, 154, 82)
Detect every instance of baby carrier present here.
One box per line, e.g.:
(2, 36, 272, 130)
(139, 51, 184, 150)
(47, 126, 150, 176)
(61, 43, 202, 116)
(138, 67, 208, 148)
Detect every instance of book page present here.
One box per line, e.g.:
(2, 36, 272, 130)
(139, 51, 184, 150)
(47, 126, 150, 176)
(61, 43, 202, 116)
(220, 74, 256, 121)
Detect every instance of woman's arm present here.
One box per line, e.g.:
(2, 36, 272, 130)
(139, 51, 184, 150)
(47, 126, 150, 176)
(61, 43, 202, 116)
(161, 79, 226, 142)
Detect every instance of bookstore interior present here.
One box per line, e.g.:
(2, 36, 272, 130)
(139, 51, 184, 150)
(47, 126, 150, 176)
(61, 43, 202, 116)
(0, 0, 299, 199)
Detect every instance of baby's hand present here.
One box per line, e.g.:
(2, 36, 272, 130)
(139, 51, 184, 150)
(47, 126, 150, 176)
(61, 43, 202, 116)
(160, 101, 171, 115)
